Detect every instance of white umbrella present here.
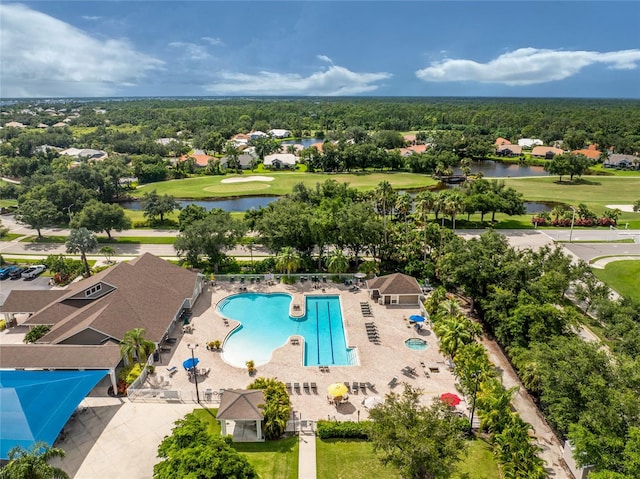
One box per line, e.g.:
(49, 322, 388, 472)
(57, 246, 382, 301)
(362, 396, 383, 409)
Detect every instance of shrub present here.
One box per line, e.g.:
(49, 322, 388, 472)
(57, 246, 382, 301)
(23, 325, 50, 343)
(0, 319, 6, 331)
(316, 420, 371, 439)
(125, 363, 143, 385)
(531, 216, 548, 226)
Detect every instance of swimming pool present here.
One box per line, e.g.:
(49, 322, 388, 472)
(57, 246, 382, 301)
(216, 293, 356, 367)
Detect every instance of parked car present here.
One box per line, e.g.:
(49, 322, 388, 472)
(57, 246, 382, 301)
(0, 265, 18, 280)
(8, 267, 27, 279)
(22, 265, 46, 279)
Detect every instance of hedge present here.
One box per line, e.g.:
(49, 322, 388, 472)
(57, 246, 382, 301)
(316, 420, 371, 439)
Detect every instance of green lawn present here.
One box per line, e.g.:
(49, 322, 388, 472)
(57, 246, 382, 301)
(589, 164, 640, 177)
(316, 438, 498, 479)
(593, 260, 640, 303)
(192, 408, 299, 479)
(316, 439, 401, 479)
(0, 233, 24, 241)
(131, 171, 438, 199)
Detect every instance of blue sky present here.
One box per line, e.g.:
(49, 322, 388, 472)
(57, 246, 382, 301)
(1, 1, 639, 98)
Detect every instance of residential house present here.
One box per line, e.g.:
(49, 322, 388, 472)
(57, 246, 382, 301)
(517, 138, 544, 148)
(4, 121, 25, 128)
(603, 154, 640, 169)
(531, 146, 564, 159)
(156, 137, 179, 146)
(60, 148, 108, 161)
(571, 146, 601, 161)
(179, 153, 213, 168)
(53, 122, 68, 128)
(264, 153, 297, 169)
(496, 144, 522, 157)
(403, 134, 417, 145)
(220, 150, 259, 170)
(398, 144, 428, 156)
(366, 273, 422, 305)
(249, 131, 268, 140)
(268, 129, 291, 138)
(494, 137, 511, 146)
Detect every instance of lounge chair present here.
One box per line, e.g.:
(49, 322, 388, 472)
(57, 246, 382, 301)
(285, 382, 292, 393)
(352, 382, 359, 394)
(344, 382, 351, 393)
(360, 382, 367, 393)
(303, 382, 310, 393)
(388, 376, 399, 387)
(294, 382, 301, 394)
(166, 366, 178, 376)
(366, 382, 377, 392)
(310, 382, 318, 394)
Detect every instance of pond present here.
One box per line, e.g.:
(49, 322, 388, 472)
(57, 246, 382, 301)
(119, 196, 279, 212)
(281, 138, 323, 148)
(455, 160, 547, 178)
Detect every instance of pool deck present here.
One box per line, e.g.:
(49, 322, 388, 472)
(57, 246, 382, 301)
(157, 280, 463, 420)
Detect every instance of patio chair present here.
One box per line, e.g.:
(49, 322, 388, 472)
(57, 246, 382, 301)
(310, 382, 318, 394)
(285, 382, 292, 393)
(366, 382, 377, 392)
(352, 382, 359, 394)
(303, 382, 310, 393)
(344, 381, 351, 393)
(166, 366, 178, 376)
(204, 389, 213, 401)
(388, 376, 399, 388)
(360, 382, 367, 393)
(294, 382, 301, 394)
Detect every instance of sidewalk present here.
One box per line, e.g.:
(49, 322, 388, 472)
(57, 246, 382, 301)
(298, 430, 317, 479)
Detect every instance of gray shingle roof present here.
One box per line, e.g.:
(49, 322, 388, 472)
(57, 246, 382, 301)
(366, 273, 422, 295)
(216, 389, 265, 420)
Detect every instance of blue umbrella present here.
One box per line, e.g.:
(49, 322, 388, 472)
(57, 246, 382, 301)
(183, 357, 200, 370)
(409, 315, 426, 323)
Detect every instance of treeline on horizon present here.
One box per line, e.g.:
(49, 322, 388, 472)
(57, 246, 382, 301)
(3, 97, 640, 149)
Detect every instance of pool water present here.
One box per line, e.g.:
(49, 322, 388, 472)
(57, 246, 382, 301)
(405, 338, 428, 351)
(217, 293, 355, 367)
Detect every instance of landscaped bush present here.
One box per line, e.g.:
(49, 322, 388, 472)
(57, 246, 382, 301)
(125, 363, 143, 385)
(0, 319, 6, 331)
(316, 420, 371, 439)
(531, 216, 548, 226)
(23, 325, 50, 343)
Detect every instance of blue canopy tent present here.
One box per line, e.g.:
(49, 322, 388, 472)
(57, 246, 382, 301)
(409, 315, 426, 323)
(0, 369, 108, 459)
(183, 357, 199, 370)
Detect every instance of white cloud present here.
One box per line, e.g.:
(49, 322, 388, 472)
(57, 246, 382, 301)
(201, 36, 224, 46)
(81, 15, 101, 21)
(317, 55, 333, 64)
(168, 41, 211, 61)
(0, 4, 163, 97)
(205, 58, 391, 96)
(416, 48, 640, 86)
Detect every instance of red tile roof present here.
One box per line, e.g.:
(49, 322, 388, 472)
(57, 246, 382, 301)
(179, 154, 213, 167)
(495, 137, 511, 146)
(572, 149, 601, 160)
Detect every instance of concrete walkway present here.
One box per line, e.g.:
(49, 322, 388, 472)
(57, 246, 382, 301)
(298, 430, 317, 479)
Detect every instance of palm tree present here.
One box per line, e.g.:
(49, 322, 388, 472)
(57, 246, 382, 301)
(551, 206, 564, 222)
(414, 191, 436, 261)
(223, 141, 241, 171)
(326, 249, 349, 277)
(286, 144, 297, 155)
(65, 228, 98, 277)
(1, 441, 69, 479)
(119, 328, 156, 366)
(434, 316, 481, 359)
(437, 298, 462, 321)
(444, 191, 465, 232)
(275, 247, 301, 277)
(98, 245, 115, 263)
(374, 181, 396, 245)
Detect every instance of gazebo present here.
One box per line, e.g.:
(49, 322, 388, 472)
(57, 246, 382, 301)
(216, 389, 265, 442)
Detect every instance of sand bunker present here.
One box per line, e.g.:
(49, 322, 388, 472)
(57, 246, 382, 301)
(606, 204, 638, 213)
(220, 176, 275, 184)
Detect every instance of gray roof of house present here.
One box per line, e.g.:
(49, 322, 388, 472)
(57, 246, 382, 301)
(3, 253, 199, 345)
(216, 389, 265, 420)
(0, 343, 122, 369)
(366, 273, 422, 295)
